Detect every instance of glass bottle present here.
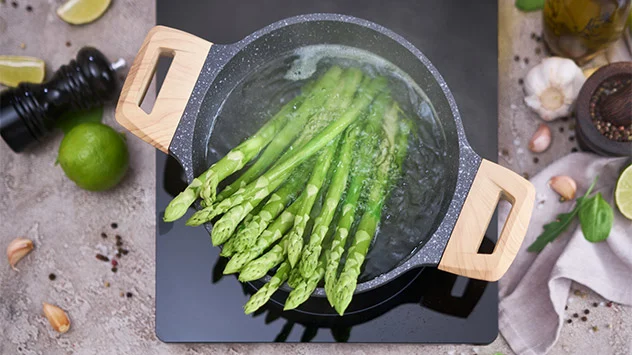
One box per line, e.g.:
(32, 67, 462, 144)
(543, 0, 631, 64)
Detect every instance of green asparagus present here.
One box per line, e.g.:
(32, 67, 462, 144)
(333, 101, 402, 315)
(243, 261, 291, 314)
(284, 259, 326, 310)
(214, 67, 347, 202)
(185, 77, 387, 227)
(238, 236, 289, 282)
(287, 263, 302, 288)
(163, 94, 304, 222)
(299, 125, 359, 279)
(223, 196, 303, 274)
(323, 93, 391, 306)
(286, 138, 338, 267)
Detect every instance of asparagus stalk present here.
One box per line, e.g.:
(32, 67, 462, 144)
(298, 125, 359, 279)
(284, 258, 326, 310)
(214, 66, 346, 202)
(186, 77, 387, 227)
(223, 196, 303, 274)
(243, 261, 291, 314)
(218, 68, 363, 202)
(231, 167, 310, 253)
(219, 208, 257, 257)
(238, 236, 289, 282)
(323, 93, 391, 306)
(163, 93, 304, 222)
(333, 102, 403, 316)
(287, 263, 302, 288)
(286, 138, 338, 267)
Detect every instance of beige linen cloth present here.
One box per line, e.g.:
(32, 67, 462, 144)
(498, 153, 632, 355)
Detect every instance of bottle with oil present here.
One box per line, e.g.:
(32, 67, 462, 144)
(543, 0, 631, 64)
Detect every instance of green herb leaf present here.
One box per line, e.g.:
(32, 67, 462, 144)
(515, 0, 545, 11)
(56, 107, 104, 134)
(528, 177, 598, 252)
(579, 192, 614, 243)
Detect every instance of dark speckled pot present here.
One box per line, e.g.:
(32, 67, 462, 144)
(167, 14, 482, 296)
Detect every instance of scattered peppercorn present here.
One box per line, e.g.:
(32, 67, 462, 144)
(111, 223, 118, 229)
(561, 116, 569, 122)
(559, 127, 564, 132)
(569, 136, 575, 142)
(48, 273, 56, 281)
(533, 157, 539, 164)
(115, 235, 122, 241)
(96, 254, 109, 262)
(116, 253, 121, 258)
(25, 4, 31, 11)
(566, 319, 572, 324)
(11, 1, 17, 8)
(524, 57, 530, 65)
(536, 35, 542, 42)
(573, 313, 579, 318)
(571, 147, 578, 153)
(116, 240, 123, 247)
(565, 305, 568, 310)
(501, 148, 509, 156)
(65, 41, 71, 47)
(531, 32, 536, 39)
(514, 55, 520, 62)
(111, 260, 118, 267)
(592, 302, 598, 307)
(584, 309, 590, 315)
(581, 316, 587, 322)
(606, 302, 613, 307)
(119, 248, 129, 255)
(126, 292, 133, 298)
(518, 78, 524, 85)
(111, 267, 118, 273)
(101, 232, 107, 239)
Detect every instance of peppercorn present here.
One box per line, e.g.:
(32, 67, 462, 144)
(116, 240, 123, 247)
(514, 55, 520, 62)
(592, 302, 599, 307)
(524, 57, 529, 65)
(581, 316, 587, 322)
(96, 254, 109, 262)
(11, 1, 17, 8)
(518, 78, 524, 85)
(65, 41, 71, 47)
(566, 319, 572, 324)
(584, 309, 590, 315)
(48, 273, 56, 281)
(111, 223, 118, 229)
(126, 292, 133, 298)
(533, 157, 539, 164)
(119, 248, 129, 255)
(111, 267, 118, 273)
(101, 232, 107, 239)
(25, 5, 31, 11)
(573, 313, 579, 318)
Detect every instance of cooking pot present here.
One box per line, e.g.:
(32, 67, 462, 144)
(115, 14, 535, 295)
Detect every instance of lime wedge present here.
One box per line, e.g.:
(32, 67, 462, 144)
(615, 164, 632, 220)
(56, 0, 111, 25)
(0, 56, 45, 87)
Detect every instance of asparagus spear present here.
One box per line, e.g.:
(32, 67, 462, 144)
(219, 208, 258, 257)
(186, 77, 387, 227)
(162, 93, 304, 222)
(284, 258, 326, 310)
(287, 263, 302, 288)
(243, 261, 291, 314)
(238, 236, 289, 282)
(223, 196, 303, 274)
(218, 68, 362, 202)
(286, 138, 338, 267)
(299, 125, 359, 279)
(231, 167, 310, 253)
(333, 101, 403, 316)
(323, 93, 391, 306)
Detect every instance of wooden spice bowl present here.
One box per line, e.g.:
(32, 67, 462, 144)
(575, 62, 632, 157)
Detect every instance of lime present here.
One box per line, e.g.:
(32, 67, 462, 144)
(56, 0, 111, 25)
(0, 55, 45, 87)
(58, 123, 128, 191)
(615, 164, 632, 220)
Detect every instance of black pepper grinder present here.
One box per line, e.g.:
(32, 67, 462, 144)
(0, 47, 125, 153)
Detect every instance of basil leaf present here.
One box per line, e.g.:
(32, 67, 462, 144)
(579, 192, 614, 243)
(515, 0, 545, 11)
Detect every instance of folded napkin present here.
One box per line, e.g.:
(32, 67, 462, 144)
(498, 153, 632, 355)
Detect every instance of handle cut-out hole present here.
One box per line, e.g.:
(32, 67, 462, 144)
(475, 198, 512, 255)
(140, 53, 174, 114)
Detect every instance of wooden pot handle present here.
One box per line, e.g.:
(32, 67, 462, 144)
(115, 26, 212, 153)
(438, 159, 535, 281)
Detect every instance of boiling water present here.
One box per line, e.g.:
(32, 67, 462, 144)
(209, 45, 449, 282)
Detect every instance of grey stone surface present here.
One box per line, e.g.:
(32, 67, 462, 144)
(0, 0, 629, 354)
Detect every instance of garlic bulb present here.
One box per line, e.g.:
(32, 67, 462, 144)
(523, 57, 586, 121)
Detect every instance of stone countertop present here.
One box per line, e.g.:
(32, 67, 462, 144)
(0, 1, 629, 354)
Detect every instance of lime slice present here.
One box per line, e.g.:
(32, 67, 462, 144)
(0, 56, 45, 87)
(615, 164, 632, 220)
(56, 0, 111, 25)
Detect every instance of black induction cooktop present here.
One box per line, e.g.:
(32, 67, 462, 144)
(155, 0, 498, 343)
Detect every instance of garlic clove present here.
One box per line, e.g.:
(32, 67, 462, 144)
(529, 123, 552, 153)
(549, 176, 577, 201)
(6, 237, 34, 271)
(43, 302, 70, 333)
